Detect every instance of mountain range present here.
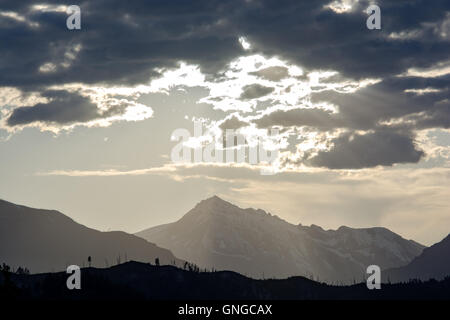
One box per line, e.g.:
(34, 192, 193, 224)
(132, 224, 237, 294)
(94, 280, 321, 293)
(137, 196, 426, 283)
(1, 196, 448, 284)
(0, 199, 182, 273)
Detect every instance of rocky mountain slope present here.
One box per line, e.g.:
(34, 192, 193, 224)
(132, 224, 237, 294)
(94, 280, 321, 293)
(137, 196, 424, 283)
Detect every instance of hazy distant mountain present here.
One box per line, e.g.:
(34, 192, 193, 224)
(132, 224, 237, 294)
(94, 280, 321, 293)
(384, 234, 450, 282)
(0, 199, 183, 273)
(136, 196, 425, 283)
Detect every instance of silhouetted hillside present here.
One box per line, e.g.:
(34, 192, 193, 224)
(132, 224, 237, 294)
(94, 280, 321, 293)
(2, 261, 449, 300)
(384, 234, 450, 282)
(0, 199, 183, 273)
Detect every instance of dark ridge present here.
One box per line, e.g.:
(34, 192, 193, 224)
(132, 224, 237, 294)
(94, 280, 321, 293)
(2, 261, 450, 300)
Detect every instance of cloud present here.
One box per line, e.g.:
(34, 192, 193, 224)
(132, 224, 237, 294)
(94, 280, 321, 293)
(36, 161, 270, 178)
(255, 107, 341, 130)
(37, 164, 178, 177)
(1, 0, 449, 169)
(6, 90, 104, 126)
(235, 0, 450, 79)
(240, 84, 275, 100)
(414, 100, 450, 129)
(250, 66, 289, 81)
(1, 0, 449, 89)
(219, 115, 249, 131)
(4, 89, 153, 131)
(140, 55, 447, 171)
(308, 129, 425, 169)
(0, 0, 245, 90)
(311, 75, 450, 131)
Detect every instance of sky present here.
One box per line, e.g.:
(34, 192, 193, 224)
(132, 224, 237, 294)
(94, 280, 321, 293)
(0, 0, 449, 246)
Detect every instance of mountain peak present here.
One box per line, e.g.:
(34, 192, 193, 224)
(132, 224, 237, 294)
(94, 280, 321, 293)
(204, 195, 227, 203)
(138, 197, 427, 283)
(197, 195, 233, 208)
(181, 196, 237, 218)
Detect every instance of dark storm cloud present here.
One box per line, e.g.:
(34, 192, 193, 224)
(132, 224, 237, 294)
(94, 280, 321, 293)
(1, 0, 449, 169)
(3, 0, 447, 91)
(405, 100, 450, 130)
(6, 90, 124, 126)
(256, 74, 449, 132)
(240, 84, 274, 100)
(0, 0, 245, 90)
(308, 129, 424, 169)
(311, 76, 450, 131)
(1, 0, 449, 89)
(234, 0, 450, 79)
(256, 73, 448, 168)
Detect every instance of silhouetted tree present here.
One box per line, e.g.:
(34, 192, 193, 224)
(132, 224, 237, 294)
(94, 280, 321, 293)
(155, 258, 160, 266)
(88, 256, 92, 267)
(1, 263, 10, 273)
(15, 267, 30, 275)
